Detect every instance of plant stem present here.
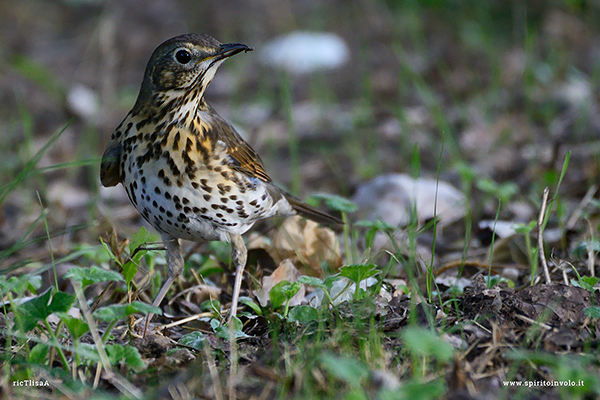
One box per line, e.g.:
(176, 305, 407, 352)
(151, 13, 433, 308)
(342, 212, 352, 265)
(44, 319, 70, 372)
(487, 200, 502, 287)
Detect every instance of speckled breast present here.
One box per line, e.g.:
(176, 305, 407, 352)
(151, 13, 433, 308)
(120, 125, 277, 242)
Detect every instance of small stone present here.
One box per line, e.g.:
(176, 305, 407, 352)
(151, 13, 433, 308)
(261, 32, 349, 74)
(67, 84, 99, 121)
(352, 173, 466, 227)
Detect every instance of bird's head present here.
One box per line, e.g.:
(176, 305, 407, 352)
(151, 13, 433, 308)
(134, 33, 252, 113)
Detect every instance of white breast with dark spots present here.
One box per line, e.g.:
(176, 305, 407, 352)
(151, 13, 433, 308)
(122, 136, 289, 242)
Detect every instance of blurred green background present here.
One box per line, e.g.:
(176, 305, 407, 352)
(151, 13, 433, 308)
(1, 0, 599, 258)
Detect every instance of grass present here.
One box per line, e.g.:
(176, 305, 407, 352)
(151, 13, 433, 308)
(3, 167, 598, 399)
(2, 0, 600, 399)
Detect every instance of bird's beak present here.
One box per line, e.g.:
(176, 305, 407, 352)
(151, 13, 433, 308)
(215, 43, 253, 60)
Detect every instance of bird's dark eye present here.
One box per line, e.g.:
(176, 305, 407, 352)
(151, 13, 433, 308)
(175, 49, 192, 64)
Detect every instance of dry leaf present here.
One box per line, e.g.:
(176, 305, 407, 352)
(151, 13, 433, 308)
(254, 259, 305, 307)
(272, 216, 342, 276)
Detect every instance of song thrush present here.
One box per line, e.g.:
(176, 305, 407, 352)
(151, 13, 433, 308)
(100, 33, 340, 331)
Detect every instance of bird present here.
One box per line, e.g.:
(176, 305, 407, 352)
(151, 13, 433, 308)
(100, 33, 341, 332)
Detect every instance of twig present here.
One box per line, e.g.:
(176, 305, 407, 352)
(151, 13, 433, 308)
(94, 363, 102, 390)
(160, 312, 213, 330)
(561, 262, 569, 285)
(538, 187, 551, 284)
(587, 221, 597, 277)
(515, 314, 552, 330)
(89, 281, 115, 312)
(190, 268, 203, 285)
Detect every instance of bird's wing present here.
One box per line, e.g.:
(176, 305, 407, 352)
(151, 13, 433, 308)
(100, 141, 122, 187)
(100, 115, 136, 187)
(208, 112, 272, 183)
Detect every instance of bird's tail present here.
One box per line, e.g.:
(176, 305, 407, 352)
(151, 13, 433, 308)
(283, 193, 343, 225)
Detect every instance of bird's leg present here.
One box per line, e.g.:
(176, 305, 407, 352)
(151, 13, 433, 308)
(228, 233, 247, 321)
(142, 236, 183, 336)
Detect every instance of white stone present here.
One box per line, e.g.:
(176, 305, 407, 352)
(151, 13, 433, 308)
(67, 84, 99, 120)
(352, 173, 466, 227)
(262, 31, 349, 74)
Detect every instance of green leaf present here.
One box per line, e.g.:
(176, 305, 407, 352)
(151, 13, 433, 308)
(320, 353, 368, 388)
(288, 305, 318, 322)
(570, 278, 596, 293)
(178, 331, 207, 350)
(340, 265, 380, 285)
(26, 275, 42, 294)
(64, 266, 123, 289)
(269, 281, 293, 309)
(105, 344, 145, 371)
(269, 281, 288, 308)
(323, 274, 343, 289)
(581, 276, 599, 287)
(197, 258, 224, 277)
(122, 227, 156, 285)
(15, 289, 75, 332)
(121, 260, 139, 287)
(29, 343, 49, 364)
(93, 301, 161, 322)
(75, 344, 102, 366)
(214, 316, 250, 340)
(401, 326, 454, 363)
(583, 306, 600, 318)
(551, 355, 597, 397)
(310, 193, 357, 213)
(513, 220, 536, 234)
(100, 238, 123, 267)
(297, 276, 326, 289)
(74, 243, 114, 264)
(365, 228, 377, 250)
(200, 299, 221, 312)
(239, 296, 262, 315)
(380, 380, 446, 400)
(0, 274, 42, 297)
(50, 292, 77, 315)
(455, 161, 477, 185)
(283, 281, 301, 299)
(298, 275, 340, 305)
(57, 313, 89, 340)
(505, 349, 561, 365)
(210, 318, 221, 332)
(476, 178, 519, 203)
(128, 227, 153, 254)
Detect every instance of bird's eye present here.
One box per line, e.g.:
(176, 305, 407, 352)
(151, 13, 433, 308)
(174, 49, 192, 64)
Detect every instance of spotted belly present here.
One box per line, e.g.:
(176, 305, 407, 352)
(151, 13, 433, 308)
(122, 157, 283, 242)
